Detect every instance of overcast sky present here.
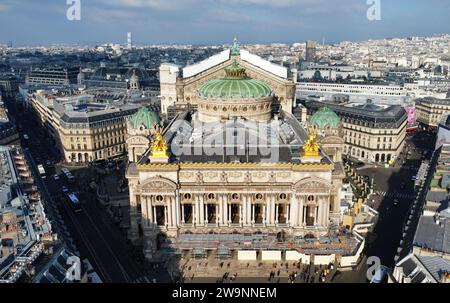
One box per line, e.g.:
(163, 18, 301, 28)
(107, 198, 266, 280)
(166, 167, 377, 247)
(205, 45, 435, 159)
(0, 0, 449, 46)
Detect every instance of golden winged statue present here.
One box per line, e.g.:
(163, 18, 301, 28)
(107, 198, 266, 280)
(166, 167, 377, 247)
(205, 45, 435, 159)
(303, 131, 320, 157)
(151, 130, 169, 158)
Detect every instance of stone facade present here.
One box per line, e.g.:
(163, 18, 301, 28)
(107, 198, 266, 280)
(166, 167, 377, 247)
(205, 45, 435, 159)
(127, 163, 344, 259)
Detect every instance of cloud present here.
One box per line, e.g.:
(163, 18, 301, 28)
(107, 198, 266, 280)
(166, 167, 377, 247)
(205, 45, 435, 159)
(0, 4, 11, 11)
(222, 0, 316, 7)
(97, 0, 201, 11)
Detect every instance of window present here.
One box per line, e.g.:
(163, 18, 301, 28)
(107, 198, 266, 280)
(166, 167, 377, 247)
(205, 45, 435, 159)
(156, 195, 164, 202)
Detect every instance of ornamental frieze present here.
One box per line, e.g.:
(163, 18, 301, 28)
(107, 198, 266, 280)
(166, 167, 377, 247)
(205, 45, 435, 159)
(277, 172, 291, 178)
(180, 172, 194, 179)
(204, 171, 219, 178)
(254, 172, 267, 179)
(228, 171, 242, 178)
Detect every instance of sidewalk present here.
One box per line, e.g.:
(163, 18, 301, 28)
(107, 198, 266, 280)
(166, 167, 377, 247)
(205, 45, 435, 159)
(179, 257, 337, 283)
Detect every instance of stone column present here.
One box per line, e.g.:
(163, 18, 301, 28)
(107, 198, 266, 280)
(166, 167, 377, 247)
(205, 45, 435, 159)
(302, 205, 306, 226)
(205, 202, 209, 224)
(141, 196, 148, 227)
(252, 203, 255, 224)
(194, 195, 200, 225)
(262, 202, 266, 225)
(270, 194, 276, 225)
(266, 195, 272, 225)
(151, 205, 154, 225)
(247, 196, 251, 224)
(199, 195, 205, 226)
(224, 194, 228, 225)
(290, 194, 298, 227)
(147, 196, 153, 227)
(228, 203, 231, 224)
(181, 203, 185, 224)
(316, 198, 322, 227)
(286, 204, 290, 225)
(219, 195, 224, 225)
(239, 204, 243, 225)
(275, 203, 279, 224)
(216, 196, 220, 225)
(164, 204, 169, 227)
(175, 194, 180, 227)
(171, 196, 177, 227)
(166, 197, 172, 227)
(242, 196, 247, 225)
(314, 205, 318, 226)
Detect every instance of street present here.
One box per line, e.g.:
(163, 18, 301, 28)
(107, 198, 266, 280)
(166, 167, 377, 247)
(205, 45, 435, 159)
(361, 131, 436, 269)
(11, 107, 172, 283)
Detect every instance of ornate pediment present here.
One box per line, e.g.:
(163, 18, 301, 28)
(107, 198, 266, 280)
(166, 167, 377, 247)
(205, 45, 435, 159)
(320, 136, 345, 145)
(293, 178, 331, 194)
(140, 177, 177, 193)
(126, 135, 150, 145)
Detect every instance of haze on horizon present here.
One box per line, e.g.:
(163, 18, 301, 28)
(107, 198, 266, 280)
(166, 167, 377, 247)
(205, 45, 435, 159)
(0, 0, 449, 46)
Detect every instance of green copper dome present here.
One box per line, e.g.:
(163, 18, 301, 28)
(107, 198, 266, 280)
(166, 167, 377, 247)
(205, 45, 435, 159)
(310, 106, 340, 129)
(131, 106, 160, 129)
(198, 60, 272, 99)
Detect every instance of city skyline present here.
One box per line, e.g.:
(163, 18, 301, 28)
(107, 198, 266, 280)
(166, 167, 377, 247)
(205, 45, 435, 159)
(1, 0, 450, 46)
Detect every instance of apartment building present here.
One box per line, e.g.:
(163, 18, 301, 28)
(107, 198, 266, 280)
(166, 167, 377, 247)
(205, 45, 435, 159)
(297, 82, 408, 105)
(302, 100, 407, 163)
(415, 97, 450, 129)
(29, 89, 149, 164)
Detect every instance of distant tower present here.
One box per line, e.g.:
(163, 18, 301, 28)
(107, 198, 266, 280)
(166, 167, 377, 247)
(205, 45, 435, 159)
(77, 69, 85, 85)
(127, 32, 132, 50)
(129, 70, 140, 90)
(305, 40, 317, 62)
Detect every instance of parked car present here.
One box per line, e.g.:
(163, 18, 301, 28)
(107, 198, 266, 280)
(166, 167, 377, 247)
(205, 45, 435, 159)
(53, 174, 59, 181)
(62, 186, 69, 193)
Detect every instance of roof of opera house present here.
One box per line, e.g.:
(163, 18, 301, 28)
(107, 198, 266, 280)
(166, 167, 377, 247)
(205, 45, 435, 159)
(138, 110, 336, 167)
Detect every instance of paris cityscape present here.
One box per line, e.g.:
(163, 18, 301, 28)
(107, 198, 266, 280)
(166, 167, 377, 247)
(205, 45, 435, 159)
(0, 0, 449, 287)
